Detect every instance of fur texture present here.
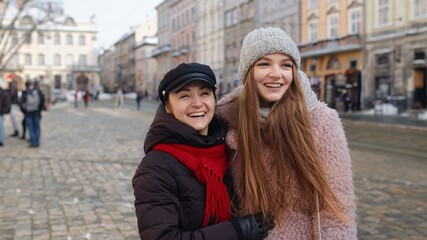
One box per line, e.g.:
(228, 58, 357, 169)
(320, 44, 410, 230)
(216, 89, 357, 239)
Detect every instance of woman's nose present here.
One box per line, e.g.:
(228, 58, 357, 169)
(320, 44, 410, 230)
(269, 66, 282, 78)
(191, 96, 203, 106)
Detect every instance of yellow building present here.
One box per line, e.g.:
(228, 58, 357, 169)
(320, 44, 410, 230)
(299, 0, 364, 112)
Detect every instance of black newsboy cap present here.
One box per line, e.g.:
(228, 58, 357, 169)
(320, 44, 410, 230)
(158, 62, 217, 103)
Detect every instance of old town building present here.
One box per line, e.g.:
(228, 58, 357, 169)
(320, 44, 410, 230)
(299, 0, 364, 112)
(4, 15, 100, 92)
(196, 0, 225, 95)
(170, 0, 197, 66)
(364, 0, 427, 111)
(151, 0, 172, 98)
(223, 0, 256, 92)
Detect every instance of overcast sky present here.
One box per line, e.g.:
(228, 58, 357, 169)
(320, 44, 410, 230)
(63, 0, 163, 49)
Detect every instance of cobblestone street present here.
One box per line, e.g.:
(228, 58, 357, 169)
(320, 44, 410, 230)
(1, 100, 153, 240)
(344, 122, 427, 240)
(0, 99, 426, 239)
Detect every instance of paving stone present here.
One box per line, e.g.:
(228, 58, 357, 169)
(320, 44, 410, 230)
(1, 100, 425, 239)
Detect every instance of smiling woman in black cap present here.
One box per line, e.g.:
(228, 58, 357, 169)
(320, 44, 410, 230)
(132, 63, 274, 240)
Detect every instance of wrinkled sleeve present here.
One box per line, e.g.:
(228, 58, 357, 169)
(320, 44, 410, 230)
(311, 106, 358, 239)
(132, 151, 238, 240)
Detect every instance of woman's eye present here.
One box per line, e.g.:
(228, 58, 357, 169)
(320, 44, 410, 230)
(179, 94, 190, 99)
(256, 62, 269, 66)
(282, 63, 293, 68)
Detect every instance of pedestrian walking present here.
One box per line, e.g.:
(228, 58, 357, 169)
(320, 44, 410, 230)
(74, 89, 79, 108)
(0, 78, 11, 146)
(21, 81, 45, 148)
(135, 89, 143, 110)
(216, 27, 357, 239)
(19, 80, 32, 140)
(7, 77, 20, 137)
(115, 85, 124, 108)
(132, 63, 274, 240)
(341, 89, 352, 114)
(83, 90, 90, 107)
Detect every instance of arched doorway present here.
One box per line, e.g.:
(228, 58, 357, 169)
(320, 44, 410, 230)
(76, 73, 89, 91)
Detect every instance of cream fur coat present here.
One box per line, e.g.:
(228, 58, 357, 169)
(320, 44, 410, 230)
(216, 89, 357, 240)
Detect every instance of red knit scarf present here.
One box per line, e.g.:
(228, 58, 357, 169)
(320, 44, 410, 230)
(153, 143, 231, 226)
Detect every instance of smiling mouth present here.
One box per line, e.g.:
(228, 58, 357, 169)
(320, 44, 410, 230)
(188, 112, 206, 117)
(264, 83, 282, 88)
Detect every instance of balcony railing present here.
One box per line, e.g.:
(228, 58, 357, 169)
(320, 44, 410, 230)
(71, 65, 101, 72)
(151, 44, 172, 57)
(299, 34, 362, 58)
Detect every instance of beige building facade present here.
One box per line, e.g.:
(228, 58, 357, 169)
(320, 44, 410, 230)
(152, 0, 172, 98)
(135, 37, 158, 98)
(223, 0, 256, 93)
(196, 0, 224, 92)
(134, 18, 158, 97)
(257, 0, 301, 43)
(5, 16, 100, 92)
(364, 0, 427, 111)
(170, 0, 197, 66)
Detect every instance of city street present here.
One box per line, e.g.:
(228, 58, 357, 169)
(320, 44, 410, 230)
(1, 98, 426, 240)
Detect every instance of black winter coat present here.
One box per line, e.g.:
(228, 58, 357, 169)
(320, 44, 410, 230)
(132, 104, 238, 240)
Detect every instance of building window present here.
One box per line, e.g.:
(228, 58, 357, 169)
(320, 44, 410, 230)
(79, 35, 86, 46)
(38, 53, 45, 65)
(79, 54, 87, 67)
(350, 60, 358, 69)
(25, 33, 31, 44)
(54, 54, 61, 66)
(226, 10, 232, 27)
(378, 0, 390, 26)
(37, 32, 44, 44)
(232, 7, 238, 25)
(11, 33, 19, 45)
(414, 0, 427, 18)
(54, 75, 62, 89)
(328, 14, 339, 38)
(10, 53, 19, 66)
(25, 53, 32, 65)
(66, 54, 73, 66)
(349, 10, 361, 34)
(327, 56, 341, 69)
(377, 54, 389, 66)
(67, 34, 73, 45)
(309, 0, 318, 8)
(54, 34, 61, 45)
(308, 21, 318, 42)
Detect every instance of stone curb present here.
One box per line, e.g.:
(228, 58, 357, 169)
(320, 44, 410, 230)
(342, 119, 427, 133)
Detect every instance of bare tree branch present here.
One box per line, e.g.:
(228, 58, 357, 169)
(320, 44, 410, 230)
(0, 0, 58, 71)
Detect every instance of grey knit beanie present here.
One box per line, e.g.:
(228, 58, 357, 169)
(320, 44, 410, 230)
(238, 27, 318, 111)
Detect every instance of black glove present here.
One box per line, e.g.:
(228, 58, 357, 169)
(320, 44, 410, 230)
(230, 212, 275, 240)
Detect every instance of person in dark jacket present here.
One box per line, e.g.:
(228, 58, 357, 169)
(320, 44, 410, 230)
(19, 80, 31, 140)
(8, 78, 20, 137)
(0, 79, 11, 146)
(21, 81, 45, 147)
(132, 63, 274, 240)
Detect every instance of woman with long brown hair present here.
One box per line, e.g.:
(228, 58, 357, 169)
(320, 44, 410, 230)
(216, 27, 357, 239)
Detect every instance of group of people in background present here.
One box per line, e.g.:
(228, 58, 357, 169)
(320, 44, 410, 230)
(0, 78, 45, 148)
(132, 27, 356, 240)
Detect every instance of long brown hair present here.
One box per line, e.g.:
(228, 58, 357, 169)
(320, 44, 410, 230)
(235, 63, 349, 223)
